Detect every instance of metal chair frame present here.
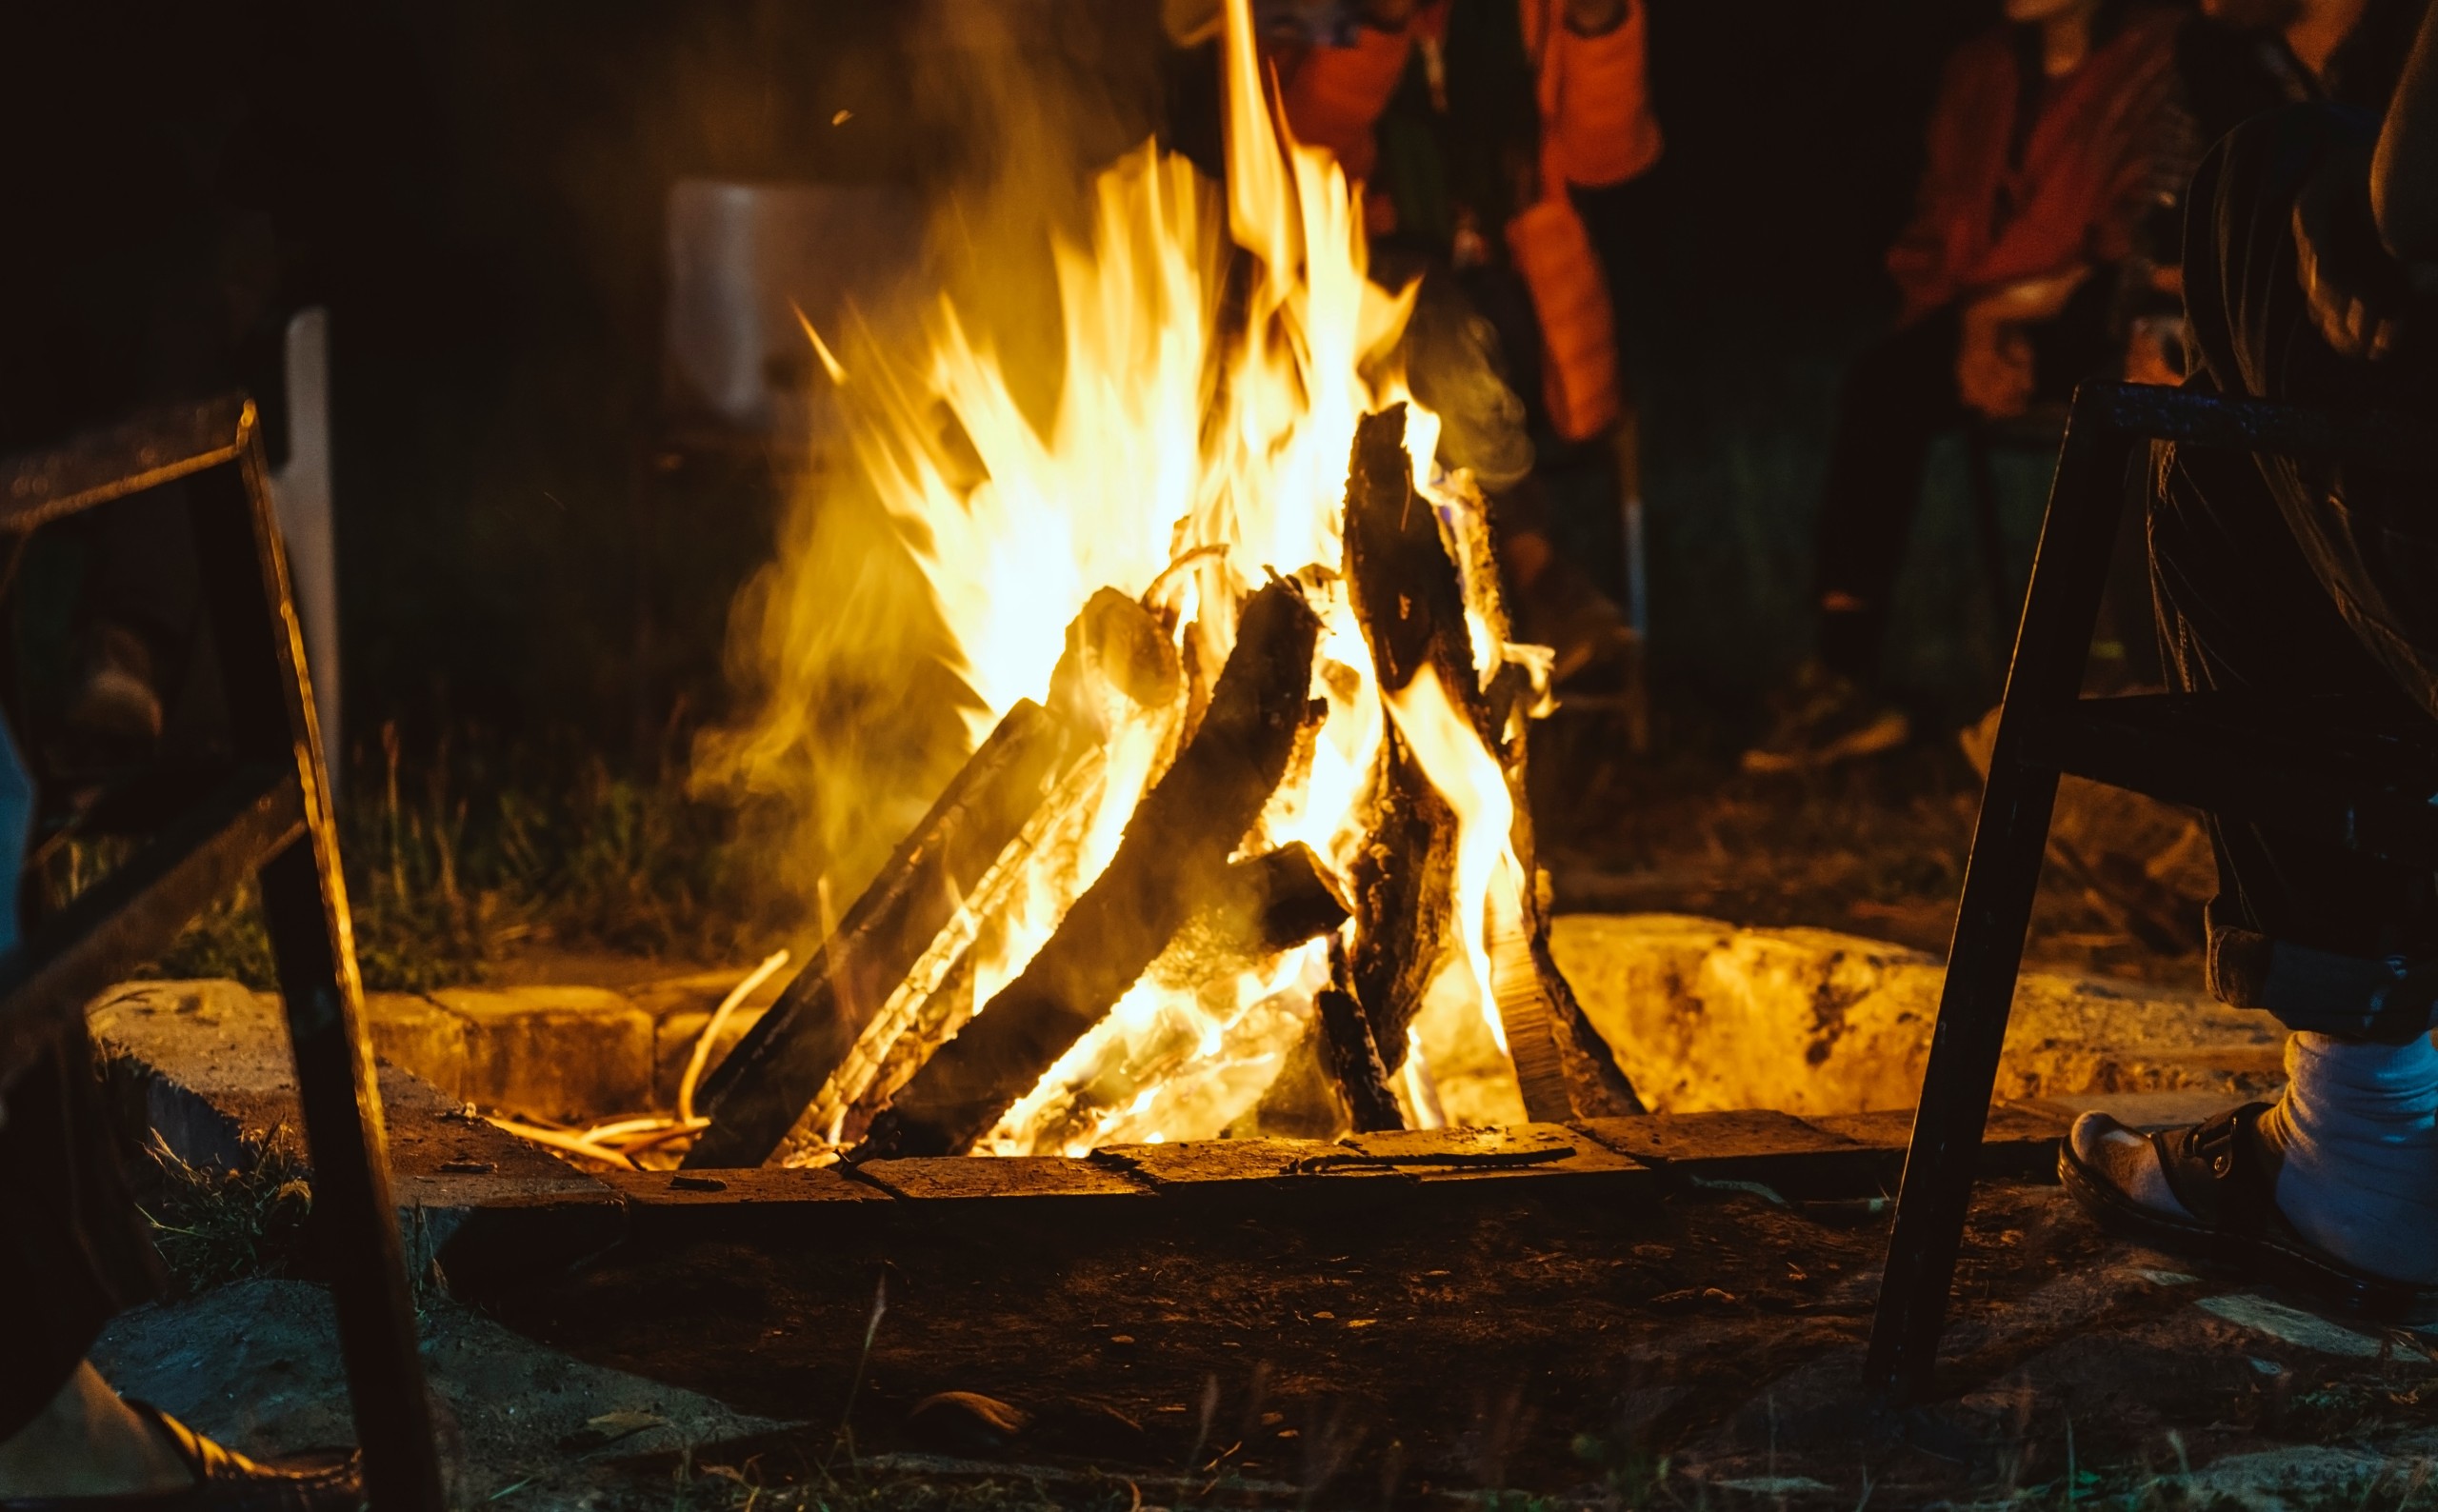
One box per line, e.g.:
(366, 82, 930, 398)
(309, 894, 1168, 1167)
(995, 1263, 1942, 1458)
(1865, 380, 2438, 1403)
(0, 398, 444, 1510)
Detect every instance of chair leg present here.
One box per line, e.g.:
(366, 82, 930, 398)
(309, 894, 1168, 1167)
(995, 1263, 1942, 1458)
(1865, 390, 2142, 1403)
(1863, 750, 2062, 1401)
(186, 421, 447, 1511)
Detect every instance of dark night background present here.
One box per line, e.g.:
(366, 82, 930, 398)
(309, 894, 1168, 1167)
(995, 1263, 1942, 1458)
(0, 0, 2019, 771)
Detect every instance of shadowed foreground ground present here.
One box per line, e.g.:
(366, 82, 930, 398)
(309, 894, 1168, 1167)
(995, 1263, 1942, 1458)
(98, 1177, 2438, 1510)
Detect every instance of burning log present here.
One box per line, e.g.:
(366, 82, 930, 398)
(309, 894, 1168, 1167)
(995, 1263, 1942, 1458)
(1314, 941, 1403, 1132)
(1209, 840, 1349, 956)
(1339, 406, 1477, 1064)
(1343, 405, 1491, 739)
(685, 699, 1083, 1168)
(984, 843, 1351, 1154)
(690, 592, 1182, 1169)
(804, 745, 1112, 1156)
(1340, 404, 1641, 1122)
(854, 578, 1326, 1160)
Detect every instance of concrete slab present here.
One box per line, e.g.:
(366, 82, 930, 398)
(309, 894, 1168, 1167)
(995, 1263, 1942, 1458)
(1549, 913, 2284, 1116)
(428, 985, 655, 1120)
(90, 979, 627, 1288)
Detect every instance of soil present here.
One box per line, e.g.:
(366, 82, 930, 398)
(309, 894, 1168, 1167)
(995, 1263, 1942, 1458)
(1531, 733, 2207, 990)
(460, 1178, 2438, 1508)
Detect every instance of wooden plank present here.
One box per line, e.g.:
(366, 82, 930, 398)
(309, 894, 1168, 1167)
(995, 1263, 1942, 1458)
(0, 394, 247, 529)
(0, 765, 300, 1082)
(188, 407, 447, 1509)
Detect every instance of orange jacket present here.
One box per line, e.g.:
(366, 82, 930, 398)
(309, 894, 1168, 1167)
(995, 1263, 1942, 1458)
(1279, 0, 1662, 191)
(1886, 10, 2179, 323)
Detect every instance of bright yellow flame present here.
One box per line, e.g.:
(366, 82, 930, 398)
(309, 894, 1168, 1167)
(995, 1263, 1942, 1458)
(1384, 664, 1520, 1055)
(741, 0, 1553, 1152)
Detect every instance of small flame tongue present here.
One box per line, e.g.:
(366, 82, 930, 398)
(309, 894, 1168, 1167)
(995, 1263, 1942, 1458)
(1383, 664, 1521, 1055)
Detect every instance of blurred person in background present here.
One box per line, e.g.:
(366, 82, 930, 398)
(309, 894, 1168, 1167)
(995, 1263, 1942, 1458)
(2127, 0, 2426, 386)
(1168, 0, 1662, 687)
(1741, 0, 2180, 774)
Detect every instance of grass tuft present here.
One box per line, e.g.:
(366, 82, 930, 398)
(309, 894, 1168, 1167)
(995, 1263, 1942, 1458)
(137, 1132, 314, 1294)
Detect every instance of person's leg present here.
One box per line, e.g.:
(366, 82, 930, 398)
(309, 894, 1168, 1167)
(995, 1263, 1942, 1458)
(0, 1365, 193, 1500)
(2074, 433, 2438, 1284)
(2066, 104, 2438, 1296)
(1811, 306, 1968, 686)
(1740, 309, 1964, 772)
(0, 1026, 189, 1497)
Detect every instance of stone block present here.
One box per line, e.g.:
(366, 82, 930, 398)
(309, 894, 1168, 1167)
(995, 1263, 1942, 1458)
(362, 992, 468, 1101)
(85, 979, 626, 1295)
(1549, 913, 2284, 1117)
(428, 985, 654, 1119)
(90, 981, 318, 1168)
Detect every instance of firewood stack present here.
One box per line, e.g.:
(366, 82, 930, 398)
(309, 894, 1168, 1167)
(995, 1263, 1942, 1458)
(686, 405, 1638, 1170)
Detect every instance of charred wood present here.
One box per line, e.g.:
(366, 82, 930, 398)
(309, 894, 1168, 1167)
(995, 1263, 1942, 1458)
(1315, 941, 1404, 1133)
(854, 578, 1327, 1160)
(1339, 405, 1483, 1064)
(687, 699, 1081, 1167)
(1343, 748, 1455, 1064)
(1342, 403, 1491, 740)
(1244, 1024, 1351, 1139)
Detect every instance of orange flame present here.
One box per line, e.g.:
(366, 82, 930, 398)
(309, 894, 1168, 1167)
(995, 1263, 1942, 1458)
(739, 0, 1549, 1152)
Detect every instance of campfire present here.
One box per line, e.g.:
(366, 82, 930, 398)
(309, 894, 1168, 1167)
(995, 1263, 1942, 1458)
(658, 0, 1640, 1171)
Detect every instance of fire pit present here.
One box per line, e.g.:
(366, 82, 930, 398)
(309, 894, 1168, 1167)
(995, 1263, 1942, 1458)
(604, 0, 1658, 1177)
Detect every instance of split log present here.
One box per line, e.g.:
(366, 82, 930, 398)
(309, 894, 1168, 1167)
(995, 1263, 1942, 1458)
(853, 578, 1326, 1160)
(1494, 699, 1643, 1120)
(1340, 404, 1642, 1117)
(1314, 940, 1403, 1132)
(976, 842, 1351, 1155)
(1535, 928, 1646, 1117)
(690, 592, 1183, 1168)
(685, 699, 1084, 1167)
(795, 744, 1115, 1158)
(1195, 840, 1349, 961)
(1340, 405, 1475, 1062)
(1342, 404, 1491, 739)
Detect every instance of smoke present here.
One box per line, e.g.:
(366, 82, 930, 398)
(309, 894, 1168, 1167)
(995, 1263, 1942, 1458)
(691, 1, 1171, 927)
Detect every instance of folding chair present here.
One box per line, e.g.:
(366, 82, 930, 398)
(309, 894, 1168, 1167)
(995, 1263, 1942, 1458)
(1864, 381, 2438, 1403)
(0, 398, 443, 1509)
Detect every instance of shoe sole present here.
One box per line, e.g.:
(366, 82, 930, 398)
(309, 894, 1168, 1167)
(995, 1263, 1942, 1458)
(2057, 1142, 2438, 1325)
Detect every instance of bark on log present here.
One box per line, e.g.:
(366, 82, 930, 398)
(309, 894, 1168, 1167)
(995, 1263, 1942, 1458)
(1225, 841, 1350, 955)
(1340, 404, 1642, 1117)
(686, 699, 1082, 1167)
(1315, 941, 1404, 1133)
(1340, 405, 1475, 1062)
(1342, 404, 1491, 739)
(854, 579, 1327, 1159)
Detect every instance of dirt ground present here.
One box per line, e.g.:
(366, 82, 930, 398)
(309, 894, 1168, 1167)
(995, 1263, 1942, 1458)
(105, 1178, 2438, 1510)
